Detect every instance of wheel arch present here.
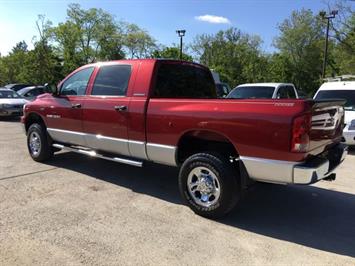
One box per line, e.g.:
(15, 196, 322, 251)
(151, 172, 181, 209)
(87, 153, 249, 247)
(176, 129, 240, 164)
(24, 112, 46, 132)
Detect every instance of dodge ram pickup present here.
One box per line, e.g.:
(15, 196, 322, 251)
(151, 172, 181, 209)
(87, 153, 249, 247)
(22, 59, 348, 218)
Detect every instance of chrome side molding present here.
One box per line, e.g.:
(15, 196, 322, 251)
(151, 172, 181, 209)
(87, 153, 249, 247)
(47, 127, 177, 166)
(146, 143, 177, 166)
(52, 143, 143, 167)
(48, 128, 87, 147)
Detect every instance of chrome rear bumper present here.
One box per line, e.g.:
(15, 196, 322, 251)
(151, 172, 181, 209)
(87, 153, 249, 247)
(293, 144, 347, 184)
(241, 144, 348, 185)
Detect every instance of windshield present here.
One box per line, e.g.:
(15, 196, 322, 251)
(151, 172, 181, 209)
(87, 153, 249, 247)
(227, 86, 274, 99)
(0, 90, 22, 99)
(315, 90, 355, 111)
(17, 88, 31, 95)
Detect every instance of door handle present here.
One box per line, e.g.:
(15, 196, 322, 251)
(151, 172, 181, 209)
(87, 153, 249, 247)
(114, 105, 127, 112)
(71, 103, 81, 109)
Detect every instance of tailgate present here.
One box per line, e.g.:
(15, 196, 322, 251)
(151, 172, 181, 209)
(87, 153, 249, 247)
(309, 99, 346, 153)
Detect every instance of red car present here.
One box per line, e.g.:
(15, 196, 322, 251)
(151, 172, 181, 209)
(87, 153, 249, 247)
(22, 59, 348, 218)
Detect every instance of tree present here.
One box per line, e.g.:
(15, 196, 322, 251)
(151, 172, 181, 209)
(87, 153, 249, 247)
(0, 16, 63, 85)
(191, 28, 267, 87)
(2, 41, 29, 83)
(51, 21, 83, 75)
(52, 3, 125, 75)
(124, 23, 157, 59)
(30, 15, 63, 84)
(267, 53, 293, 83)
(273, 9, 325, 93)
(334, 13, 355, 74)
(11, 41, 28, 53)
(329, 1, 355, 74)
(151, 46, 193, 61)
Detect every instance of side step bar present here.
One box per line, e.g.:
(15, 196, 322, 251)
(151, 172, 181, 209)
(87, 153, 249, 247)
(52, 144, 143, 167)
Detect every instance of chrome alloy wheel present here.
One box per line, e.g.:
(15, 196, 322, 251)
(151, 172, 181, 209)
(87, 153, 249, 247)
(187, 166, 221, 207)
(29, 131, 41, 156)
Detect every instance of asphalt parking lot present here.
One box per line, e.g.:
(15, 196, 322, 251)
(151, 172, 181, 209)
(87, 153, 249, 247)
(1, 118, 355, 265)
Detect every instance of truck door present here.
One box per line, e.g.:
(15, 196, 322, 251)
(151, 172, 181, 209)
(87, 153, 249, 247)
(81, 64, 132, 156)
(46, 67, 94, 146)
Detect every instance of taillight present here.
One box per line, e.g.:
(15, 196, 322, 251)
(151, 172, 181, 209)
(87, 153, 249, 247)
(291, 114, 311, 152)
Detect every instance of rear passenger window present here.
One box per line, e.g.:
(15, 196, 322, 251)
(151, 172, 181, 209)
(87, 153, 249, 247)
(277, 87, 287, 99)
(153, 63, 216, 98)
(286, 86, 296, 98)
(277, 86, 296, 99)
(92, 65, 131, 96)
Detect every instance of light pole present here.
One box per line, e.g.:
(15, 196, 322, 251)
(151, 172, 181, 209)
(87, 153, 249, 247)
(176, 29, 186, 60)
(320, 10, 338, 78)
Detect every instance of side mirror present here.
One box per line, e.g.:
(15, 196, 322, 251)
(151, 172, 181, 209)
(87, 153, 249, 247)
(44, 83, 59, 95)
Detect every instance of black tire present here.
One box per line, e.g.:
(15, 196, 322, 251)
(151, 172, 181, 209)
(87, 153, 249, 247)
(27, 123, 53, 162)
(178, 152, 241, 218)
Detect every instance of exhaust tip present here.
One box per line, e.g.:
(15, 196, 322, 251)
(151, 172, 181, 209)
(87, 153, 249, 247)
(324, 173, 336, 181)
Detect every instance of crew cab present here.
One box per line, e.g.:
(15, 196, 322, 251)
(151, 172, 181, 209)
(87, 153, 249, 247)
(22, 59, 348, 218)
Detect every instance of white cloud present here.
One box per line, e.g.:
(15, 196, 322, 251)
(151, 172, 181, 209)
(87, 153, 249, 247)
(195, 14, 231, 24)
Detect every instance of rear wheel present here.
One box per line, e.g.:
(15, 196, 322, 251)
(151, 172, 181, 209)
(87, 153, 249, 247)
(27, 123, 53, 162)
(178, 152, 241, 218)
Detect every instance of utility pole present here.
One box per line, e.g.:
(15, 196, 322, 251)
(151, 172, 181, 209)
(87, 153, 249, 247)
(320, 10, 338, 78)
(176, 30, 186, 60)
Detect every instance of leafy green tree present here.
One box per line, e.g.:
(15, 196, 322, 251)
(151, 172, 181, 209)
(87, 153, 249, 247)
(267, 53, 293, 82)
(30, 15, 63, 84)
(52, 3, 125, 75)
(0, 41, 33, 84)
(26, 42, 63, 84)
(51, 21, 84, 75)
(124, 23, 157, 59)
(0, 16, 63, 85)
(191, 28, 268, 87)
(67, 3, 122, 62)
(330, 2, 355, 75)
(2, 2, 353, 91)
(273, 9, 325, 93)
(151, 46, 193, 61)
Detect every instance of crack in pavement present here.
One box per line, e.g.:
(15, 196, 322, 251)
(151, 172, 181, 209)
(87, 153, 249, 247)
(0, 167, 58, 181)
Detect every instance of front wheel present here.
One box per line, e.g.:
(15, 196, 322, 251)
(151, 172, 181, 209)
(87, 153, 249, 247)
(178, 153, 241, 218)
(27, 123, 53, 162)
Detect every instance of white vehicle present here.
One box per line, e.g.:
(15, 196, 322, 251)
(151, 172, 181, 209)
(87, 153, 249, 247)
(314, 78, 355, 146)
(0, 88, 28, 117)
(227, 83, 300, 99)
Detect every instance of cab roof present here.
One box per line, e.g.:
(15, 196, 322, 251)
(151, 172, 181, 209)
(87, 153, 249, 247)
(318, 81, 355, 91)
(84, 59, 206, 69)
(236, 83, 294, 88)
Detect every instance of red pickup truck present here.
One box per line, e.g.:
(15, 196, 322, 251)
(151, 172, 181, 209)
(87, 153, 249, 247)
(22, 59, 348, 218)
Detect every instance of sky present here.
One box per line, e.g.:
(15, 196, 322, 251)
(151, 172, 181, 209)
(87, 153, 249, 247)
(0, 0, 346, 56)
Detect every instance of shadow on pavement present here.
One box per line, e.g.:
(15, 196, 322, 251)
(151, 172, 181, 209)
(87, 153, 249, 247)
(46, 152, 355, 258)
(46, 152, 181, 204)
(222, 183, 355, 258)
